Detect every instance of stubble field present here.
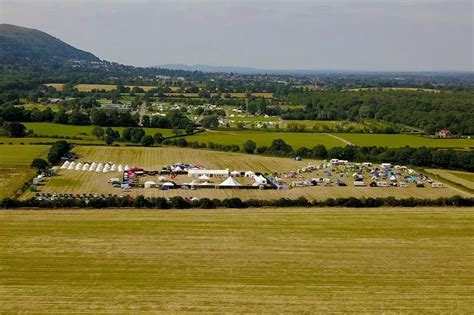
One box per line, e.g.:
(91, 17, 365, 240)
(1, 208, 473, 313)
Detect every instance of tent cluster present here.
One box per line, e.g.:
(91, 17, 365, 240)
(60, 161, 128, 173)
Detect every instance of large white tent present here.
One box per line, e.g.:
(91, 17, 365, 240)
(111, 164, 117, 171)
(254, 174, 267, 184)
(144, 181, 157, 188)
(219, 176, 242, 187)
(198, 174, 210, 181)
(60, 161, 70, 169)
(67, 162, 76, 170)
(75, 162, 83, 171)
(117, 164, 123, 172)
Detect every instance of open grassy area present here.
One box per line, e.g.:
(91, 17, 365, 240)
(334, 133, 474, 149)
(0, 144, 49, 165)
(22, 146, 470, 200)
(188, 130, 344, 148)
(0, 145, 49, 198)
(1, 208, 473, 313)
(23, 122, 175, 140)
(15, 103, 61, 111)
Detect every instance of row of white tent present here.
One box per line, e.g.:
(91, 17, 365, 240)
(60, 161, 129, 173)
(144, 176, 246, 189)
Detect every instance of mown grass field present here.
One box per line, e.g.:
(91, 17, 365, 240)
(335, 133, 474, 149)
(22, 146, 470, 200)
(0, 145, 49, 198)
(23, 122, 175, 140)
(188, 130, 344, 148)
(1, 208, 473, 313)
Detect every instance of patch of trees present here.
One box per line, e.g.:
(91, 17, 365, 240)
(2, 121, 27, 137)
(281, 90, 474, 135)
(1, 195, 472, 209)
(47, 140, 71, 164)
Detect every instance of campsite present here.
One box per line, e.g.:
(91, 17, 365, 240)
(21, 146, 469, 201)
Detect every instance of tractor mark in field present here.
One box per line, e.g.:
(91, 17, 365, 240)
(326, 133, 353, 146)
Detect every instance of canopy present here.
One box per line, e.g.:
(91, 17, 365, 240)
(117, 165, 123, 172)
(198, 174, 210, 180)
(162, 182, 175, 187)
(230, 171, 240, 176)
(219, 176, 242, 187)
(244, 171, 255, 177)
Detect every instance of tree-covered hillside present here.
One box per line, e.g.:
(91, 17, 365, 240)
(0, 24, 99, 63)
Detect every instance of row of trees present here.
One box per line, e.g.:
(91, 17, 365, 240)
(161, 137, 474, 172)
(2, 195, 472, 209)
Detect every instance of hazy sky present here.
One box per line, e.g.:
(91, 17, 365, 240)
(1, 0, 473, 71)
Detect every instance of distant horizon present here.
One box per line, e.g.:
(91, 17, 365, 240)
(155, 63, 474, 74)
(1, 0, 473, 72)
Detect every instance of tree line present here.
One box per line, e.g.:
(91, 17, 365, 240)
(1, 195, 472, 209)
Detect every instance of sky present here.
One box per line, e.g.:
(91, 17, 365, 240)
(1, 0, 473, 71)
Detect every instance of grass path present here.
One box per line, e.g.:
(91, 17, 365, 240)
(327, 133, 353, 145)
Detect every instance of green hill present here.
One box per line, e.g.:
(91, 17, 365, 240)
(0, 24, 100, 63)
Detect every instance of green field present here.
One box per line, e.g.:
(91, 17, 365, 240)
(1, 208, 473, 313)
(15, 103, 61, 111)
(0, 145, 49, 198)
(23, 122, 175, 140)
(188, 130, 344, 148)
(0, 144, 49, 164)
(335, 133, 474, 149)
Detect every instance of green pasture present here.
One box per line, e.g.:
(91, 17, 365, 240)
(0, 208, 473, 313)
(187, 130, 344, 148)
(0, 145, 49, 165)
(335, 133, 474, 149)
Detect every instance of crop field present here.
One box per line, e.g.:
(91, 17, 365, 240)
(23, 122, 175, 140)
(22, 146, 470, 200)
(425, 169, 474, 192)
(188, 130, 344, 148)
(334, 133, 474, 149)
(0, 145, 49, 198)
(1, 208, 473, 313)
(44, 83, 65, 91)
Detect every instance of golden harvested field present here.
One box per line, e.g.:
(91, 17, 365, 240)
(1, 208, 473, 313)
(23, 146, 470, 200)
(426, 169, 474, 192)
(44, 83, 65, 91)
